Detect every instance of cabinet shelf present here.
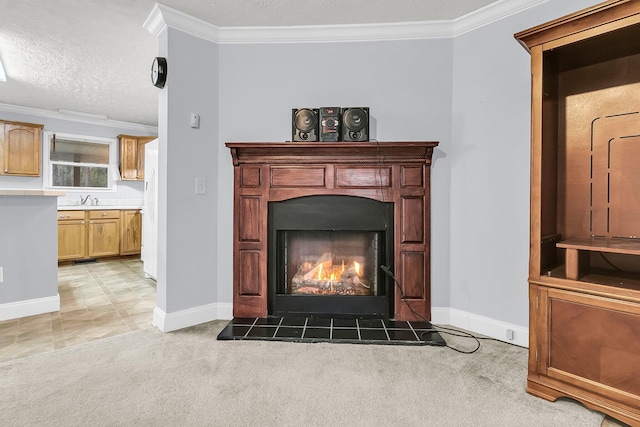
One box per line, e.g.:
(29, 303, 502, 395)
(556, 237, 640, 281)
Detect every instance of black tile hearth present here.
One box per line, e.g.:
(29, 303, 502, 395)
(217, 317, 447, 346)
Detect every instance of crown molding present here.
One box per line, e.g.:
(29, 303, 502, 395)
(142, 3, 167, 37)
(0, 103, 158, 133)
(218, 21, 452, 44)
(144, 3, 220, 41)
(146, 0, 547, 44)
(452, 0, 549, 36)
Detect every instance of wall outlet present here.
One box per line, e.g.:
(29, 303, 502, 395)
(506, 329, 515, 341)
(0, 267, 3, 283)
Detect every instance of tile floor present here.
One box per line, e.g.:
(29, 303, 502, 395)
(218, 316, 446, 346)
(0, 258, 156, 363)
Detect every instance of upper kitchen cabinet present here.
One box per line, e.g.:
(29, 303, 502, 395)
(0, 120, 43, 176)
(118, 134, 156, 181)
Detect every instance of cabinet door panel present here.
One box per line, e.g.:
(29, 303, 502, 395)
(119, 137, 138, 180)
(136, 141, 145, 180)
(58, 220, 86, 260)
(120, 210, 141, 255)
(2, 124, 41, 176)
(88, 219, 120, 257)
(546, 289, 640, 407)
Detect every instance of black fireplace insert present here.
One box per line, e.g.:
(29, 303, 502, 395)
(268, 195, 393, 318)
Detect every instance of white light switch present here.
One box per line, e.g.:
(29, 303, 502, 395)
(190, 113, 200, 128)
(0, 267, 3, 283)
(195, 177, 206, 195)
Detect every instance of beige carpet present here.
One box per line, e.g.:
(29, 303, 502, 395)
(0, 320, 606, 426)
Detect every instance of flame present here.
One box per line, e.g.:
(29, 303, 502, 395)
(311, 260, 363, 283)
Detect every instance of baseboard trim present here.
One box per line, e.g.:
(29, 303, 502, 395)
(153, 302, 233, 332)
(0, 294, 60, 321)
(431, 307, 529, 348)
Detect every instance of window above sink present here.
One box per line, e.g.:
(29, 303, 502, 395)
(43, 131, 119, 191)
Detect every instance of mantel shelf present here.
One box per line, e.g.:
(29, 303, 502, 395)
(226, 141, 438, 166)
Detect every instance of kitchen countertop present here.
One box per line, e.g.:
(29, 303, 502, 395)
(58, 206, 143, 211)
(0, 189, 65, 196)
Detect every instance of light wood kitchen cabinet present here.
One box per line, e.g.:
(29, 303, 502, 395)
(0, 120, 43, 176)
(87, 210, 120, 258)
(515, 1, 640, 424)
(118, 134, 155, 181)
(57, 211, 86, 261)
(57, 209, 141, 261)
(120, 209, 142, 255)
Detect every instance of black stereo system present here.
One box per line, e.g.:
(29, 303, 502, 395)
(292, 107, 369, 142)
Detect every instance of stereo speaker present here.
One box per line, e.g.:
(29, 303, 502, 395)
(319, 107, 341, 142)
(341, 107, 369, 142)
(292, 108, 319, 142)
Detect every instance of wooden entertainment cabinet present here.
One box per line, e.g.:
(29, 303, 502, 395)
(515, 1, 640, 424)
(226, 141, 438, 321)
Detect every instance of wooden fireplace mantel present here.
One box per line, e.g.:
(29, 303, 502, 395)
(226, 141, 439, 320)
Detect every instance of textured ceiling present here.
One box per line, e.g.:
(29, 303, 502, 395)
(0, 0, 497, 128)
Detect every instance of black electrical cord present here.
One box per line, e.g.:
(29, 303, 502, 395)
(380, 265, 523, 354)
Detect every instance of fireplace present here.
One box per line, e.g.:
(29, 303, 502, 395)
(226, 141, 438, 321)
(268, 196, 393, 317)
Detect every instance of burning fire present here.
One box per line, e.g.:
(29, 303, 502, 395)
(292, 253, 371, 296)
(315, 260, 358, 282)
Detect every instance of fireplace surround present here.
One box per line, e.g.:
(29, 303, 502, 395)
(226, 141, 438, 321)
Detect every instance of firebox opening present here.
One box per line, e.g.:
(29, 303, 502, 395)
(282, 230, 381, 297)
(268, 196, 393, 318)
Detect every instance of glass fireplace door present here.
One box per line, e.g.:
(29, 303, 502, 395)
(268, 195, 393, 318)
(281, 230, 380, 297)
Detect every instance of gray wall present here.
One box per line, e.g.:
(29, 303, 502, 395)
(139, 0, 606, 334)
(216, 38, 454, 307)
(0, 196, 58, 307)
(449, 0, 602, 327)
(157, 28, 219, 314)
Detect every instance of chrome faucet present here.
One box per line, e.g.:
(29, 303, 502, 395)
(80, 194, 91, 205)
